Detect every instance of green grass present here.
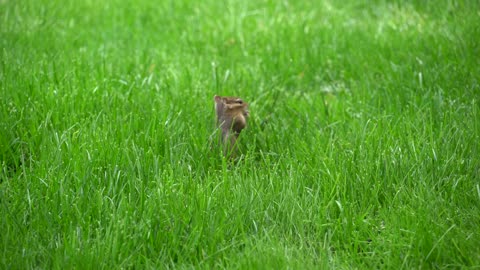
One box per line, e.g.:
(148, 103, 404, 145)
(1, 0, 480, 268)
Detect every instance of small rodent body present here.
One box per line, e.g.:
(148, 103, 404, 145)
(214, 95, 249, 155)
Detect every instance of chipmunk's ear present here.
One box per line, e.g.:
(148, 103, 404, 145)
(214, 95, 222, 103)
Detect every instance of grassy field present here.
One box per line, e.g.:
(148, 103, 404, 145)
(1, 0, 480, 268)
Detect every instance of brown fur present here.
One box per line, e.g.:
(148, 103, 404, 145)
(214, 95, 249, 156)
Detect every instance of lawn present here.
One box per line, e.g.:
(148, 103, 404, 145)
(1, 0, 479, 268)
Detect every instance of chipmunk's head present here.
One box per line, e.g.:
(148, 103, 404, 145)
(214, 95, 249, 117)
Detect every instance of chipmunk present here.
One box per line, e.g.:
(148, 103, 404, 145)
(214, 95, 249, 156)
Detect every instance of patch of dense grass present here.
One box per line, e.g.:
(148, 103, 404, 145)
(1, 0, 479, 268)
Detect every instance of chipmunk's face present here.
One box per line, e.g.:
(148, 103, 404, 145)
(214, 95, 249, 117)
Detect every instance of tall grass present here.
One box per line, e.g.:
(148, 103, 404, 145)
(1, 0, 479, 268)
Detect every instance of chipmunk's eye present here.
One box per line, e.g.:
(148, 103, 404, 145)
(235, 99, 243, 104)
